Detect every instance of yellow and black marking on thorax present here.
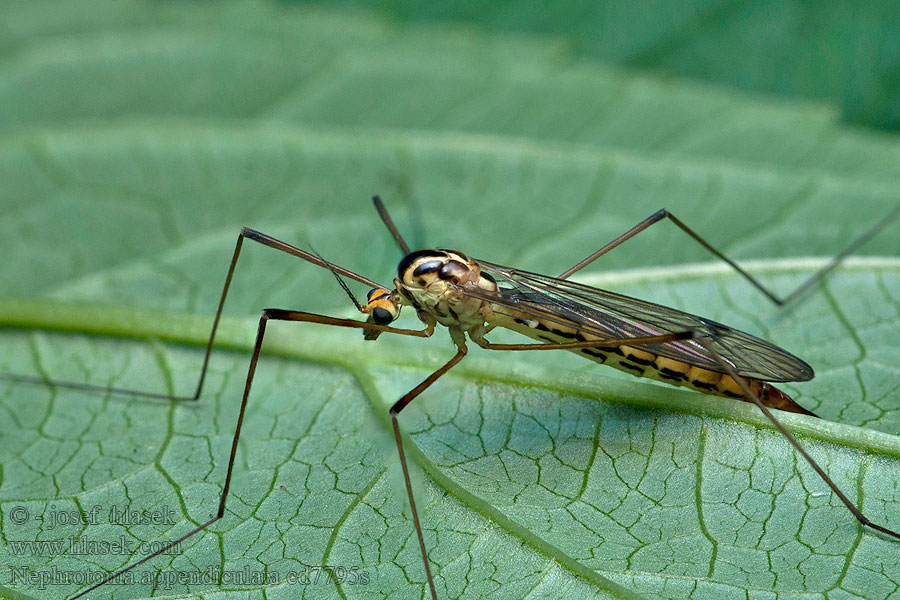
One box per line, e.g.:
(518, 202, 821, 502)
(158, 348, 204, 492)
(395, 249, 498, 334)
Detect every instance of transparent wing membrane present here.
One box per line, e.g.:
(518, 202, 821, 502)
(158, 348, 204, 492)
(471, 258, 814, 383)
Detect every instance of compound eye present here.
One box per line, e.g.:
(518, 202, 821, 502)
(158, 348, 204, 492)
(372, 306, 393, 325)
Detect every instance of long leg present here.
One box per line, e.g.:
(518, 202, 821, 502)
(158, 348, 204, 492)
(390, 344, 468, 600)
(477, 328, 900, 542)
(690, 333, 900, 540)
(385, 332, 686, 600)
(373, 195, 412, 254)
(559, 205, 900, 305)
(2, 227, 384, 402)
(69, 308, 432, 599)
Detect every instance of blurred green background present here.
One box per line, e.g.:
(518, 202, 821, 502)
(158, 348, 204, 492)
(310, 0, 900, 130)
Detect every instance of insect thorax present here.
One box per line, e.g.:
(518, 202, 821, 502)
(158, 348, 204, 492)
(395, 249, 497, 333)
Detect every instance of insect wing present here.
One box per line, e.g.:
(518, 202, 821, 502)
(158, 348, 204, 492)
(469, 259, 814, 383)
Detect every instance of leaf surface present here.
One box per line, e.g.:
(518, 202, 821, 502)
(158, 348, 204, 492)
(1, 2, 900, 599)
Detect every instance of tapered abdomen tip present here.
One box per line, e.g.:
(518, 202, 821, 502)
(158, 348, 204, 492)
(761, 383, 818, 417)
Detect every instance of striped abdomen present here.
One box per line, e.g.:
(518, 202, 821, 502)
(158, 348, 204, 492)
(491, 313, 816, 417)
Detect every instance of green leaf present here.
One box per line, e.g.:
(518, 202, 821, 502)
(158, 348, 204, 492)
(1, 2, 900, 599)
(287, 0, 900, 131)
(0, 125, 898, 600)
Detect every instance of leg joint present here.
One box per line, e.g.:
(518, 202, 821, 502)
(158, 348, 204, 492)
(262, 308, 291, 320)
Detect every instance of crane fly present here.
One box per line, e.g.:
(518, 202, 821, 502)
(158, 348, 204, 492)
(5, 199, 900, 600)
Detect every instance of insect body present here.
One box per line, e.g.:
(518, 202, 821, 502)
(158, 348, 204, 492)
(383, 247, 816, 415)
